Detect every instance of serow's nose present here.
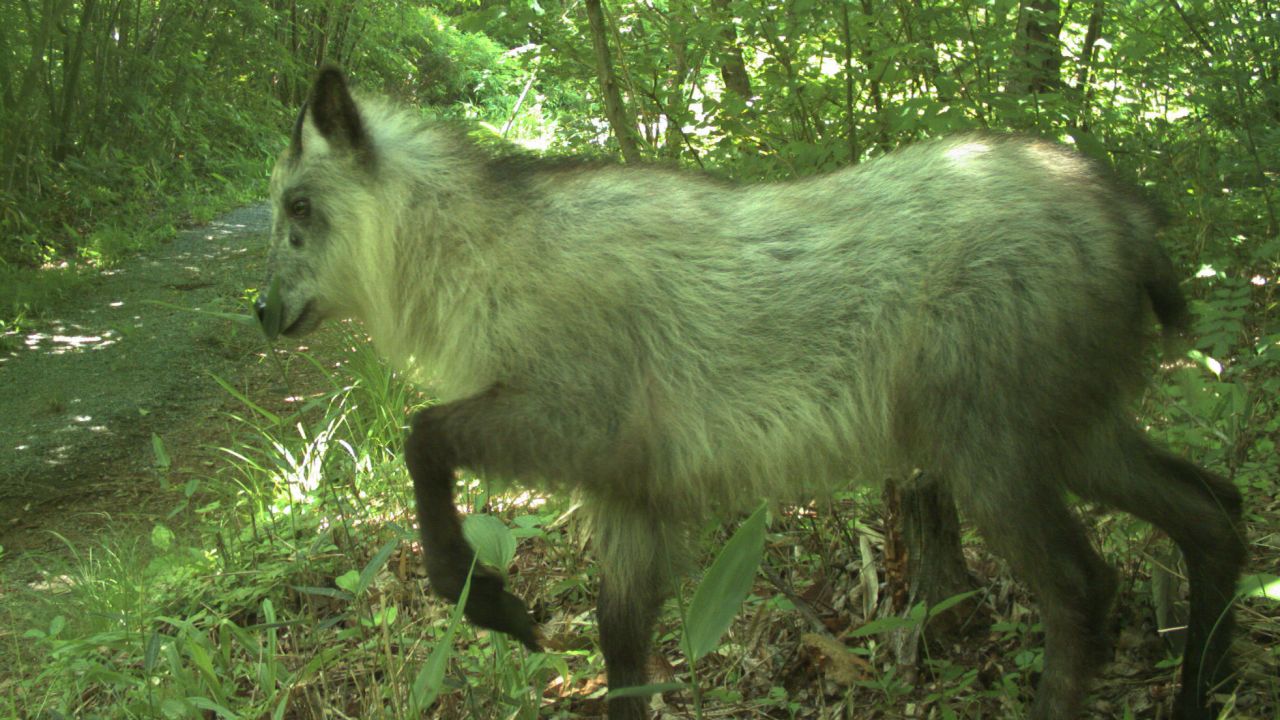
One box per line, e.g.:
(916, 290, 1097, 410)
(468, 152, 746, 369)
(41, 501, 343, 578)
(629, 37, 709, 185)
(254, 296, 267, 322)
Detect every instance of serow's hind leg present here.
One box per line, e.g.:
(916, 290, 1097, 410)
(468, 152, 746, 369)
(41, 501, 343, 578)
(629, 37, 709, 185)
(959, 467, 1117, 720)
(1067, 426, 1245, 720)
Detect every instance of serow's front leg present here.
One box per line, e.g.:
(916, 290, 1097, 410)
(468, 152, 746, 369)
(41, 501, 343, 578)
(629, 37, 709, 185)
(405, 399, 540, 652)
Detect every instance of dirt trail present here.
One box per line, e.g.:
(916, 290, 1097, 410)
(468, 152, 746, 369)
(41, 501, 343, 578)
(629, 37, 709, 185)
(0, 204, 275, 559)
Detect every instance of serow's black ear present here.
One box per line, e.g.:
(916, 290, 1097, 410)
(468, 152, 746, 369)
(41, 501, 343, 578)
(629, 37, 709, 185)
(288, 99, 309, 155)
(308, 66, 367, 154)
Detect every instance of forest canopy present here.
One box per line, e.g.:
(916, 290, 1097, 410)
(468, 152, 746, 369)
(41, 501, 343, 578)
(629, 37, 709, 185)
(1, 0, 1276, 270)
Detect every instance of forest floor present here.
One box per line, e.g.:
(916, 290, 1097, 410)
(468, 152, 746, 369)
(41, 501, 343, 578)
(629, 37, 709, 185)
(0, 204, 332, 572)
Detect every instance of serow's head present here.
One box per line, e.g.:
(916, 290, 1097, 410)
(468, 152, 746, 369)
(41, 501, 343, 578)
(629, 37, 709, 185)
(257, 67, 374, 340)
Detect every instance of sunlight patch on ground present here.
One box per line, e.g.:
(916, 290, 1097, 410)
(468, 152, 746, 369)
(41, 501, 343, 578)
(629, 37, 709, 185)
(206, 221, 252, 236)
(24, 329, 119, 354)
(26, 574, 77, 594)
(489, 489, 549, 513)
(6, 394, 121, 465)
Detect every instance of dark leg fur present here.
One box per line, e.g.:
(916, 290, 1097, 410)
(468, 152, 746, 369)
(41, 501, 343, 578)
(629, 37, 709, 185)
(1067, 428, 1245, 720)
(592, 506, 674, 720)
(599, 574, 665, 720)
(405, 398, 540, 651)
(959, 467, 1117, 720)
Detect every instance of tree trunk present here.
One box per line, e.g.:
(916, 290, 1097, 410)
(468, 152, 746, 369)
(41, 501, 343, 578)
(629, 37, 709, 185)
(4, 0, 72, 190)
(712, 0, 752, 101)
(881, 473, 977, 666)
(585, 0, 642, 163)
(760, 6, 815, 144)
(857, 0, 890, 152)
(1010, 0, 1063, 95)
(900, 479, 973, 612)
(662, 0, 692, 158)
(839, 2, 858, 163)
(1071, 0, 1106, 131)
(53, 0, 98, 162)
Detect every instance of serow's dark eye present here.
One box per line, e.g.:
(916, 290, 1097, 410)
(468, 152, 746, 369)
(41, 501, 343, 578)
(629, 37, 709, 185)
(289, 198, 311, 220)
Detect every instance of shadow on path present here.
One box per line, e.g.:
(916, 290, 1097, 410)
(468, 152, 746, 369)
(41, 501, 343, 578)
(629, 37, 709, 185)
(0, 204, 272, 555)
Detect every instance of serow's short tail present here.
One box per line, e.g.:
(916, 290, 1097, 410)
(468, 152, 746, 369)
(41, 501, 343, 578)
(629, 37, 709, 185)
(1145, 247, 1191, 352)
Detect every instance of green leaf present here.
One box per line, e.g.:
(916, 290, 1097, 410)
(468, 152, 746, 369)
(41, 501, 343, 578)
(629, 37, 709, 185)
(335, 570, 361, 595)
(1239, 573, 1280, 601)
(143, 300, 260, 327)
(411, 559, 478, 711)
(208, 372, 282, 425)
(463, 514, 517, 569)
(926, 590, 979, 618)
(260, 276, 284, 340)
(368, 605, 398, 627)
(151, 433, 171, 470)
(185, 639, 228, 706)
(188, 697, 238, 719)
(354, 536, 401, 597)
(1187, 349, 1223, 377)
(684, 503, 767, 662)
(848, 614, 923, 637)
(609, 681, 686, 699)
(151, 524, 174, 551)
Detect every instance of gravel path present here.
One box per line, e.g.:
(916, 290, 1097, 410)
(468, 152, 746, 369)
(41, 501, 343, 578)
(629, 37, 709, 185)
(0, 204, 273, 552)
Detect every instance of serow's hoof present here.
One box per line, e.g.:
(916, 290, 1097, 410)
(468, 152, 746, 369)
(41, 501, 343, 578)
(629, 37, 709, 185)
(462, 570, 541, 652)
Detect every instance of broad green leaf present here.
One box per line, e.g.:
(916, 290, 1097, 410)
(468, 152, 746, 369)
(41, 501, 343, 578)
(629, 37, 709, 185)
(368, 605, 398, 627)
(684, 503, 767, 661)
(188, 697, 238, 719)
(161, 698, 190, 719)
(463, 514, 517, 569)
(142, 300, 260, 327)
(185, 639, 228, 706)
(335, 570, 361, 595)
(144, 628, 161, 676)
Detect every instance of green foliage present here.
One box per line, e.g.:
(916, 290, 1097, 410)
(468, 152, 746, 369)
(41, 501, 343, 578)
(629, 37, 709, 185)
(0, 0, 284, 266)
(848, 590, 980, 638)
(683, 503, 767, 663)
(464, 514, 519, 571)
(5, 326, 545, 718)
